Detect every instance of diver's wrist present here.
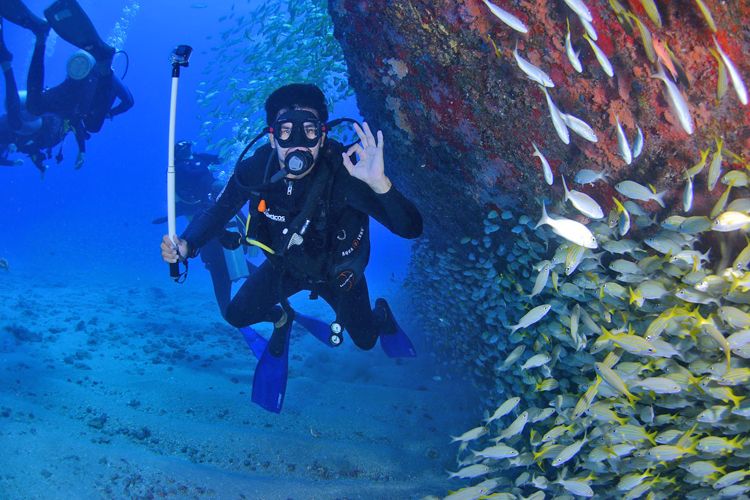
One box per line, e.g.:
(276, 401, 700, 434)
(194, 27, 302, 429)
(370, 176, 392, 194)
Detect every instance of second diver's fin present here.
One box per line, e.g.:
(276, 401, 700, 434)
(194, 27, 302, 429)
(374, 298, 417, 358)
(250, 316, 292, 413)
(0, 0, 48, 34)
(295, 312, 339, 347)
(44, 0, 114, 63)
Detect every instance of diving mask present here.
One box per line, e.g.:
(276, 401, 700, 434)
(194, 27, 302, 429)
(272, 109, 325, 149)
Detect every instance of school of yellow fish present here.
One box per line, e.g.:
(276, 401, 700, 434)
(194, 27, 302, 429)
(423, 0, 750, 499)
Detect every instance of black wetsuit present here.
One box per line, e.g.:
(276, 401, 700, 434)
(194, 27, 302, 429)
(181, 140, 422, 350)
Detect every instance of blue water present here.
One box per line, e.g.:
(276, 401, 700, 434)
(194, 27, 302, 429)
(0, 2, 477, 498)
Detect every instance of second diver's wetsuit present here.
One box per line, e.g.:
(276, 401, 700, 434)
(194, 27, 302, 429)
(181, 140, 423, 350)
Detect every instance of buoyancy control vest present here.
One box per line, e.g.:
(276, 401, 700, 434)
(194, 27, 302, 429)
(243, 141, 370, 291)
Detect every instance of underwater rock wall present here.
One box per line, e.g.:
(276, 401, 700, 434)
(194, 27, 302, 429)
(328, 0, 749, 239)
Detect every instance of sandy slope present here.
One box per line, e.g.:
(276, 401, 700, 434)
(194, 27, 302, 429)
(0, 270, 478, 499)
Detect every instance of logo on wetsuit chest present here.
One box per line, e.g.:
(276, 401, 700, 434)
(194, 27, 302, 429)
(263, 209, 286, 222)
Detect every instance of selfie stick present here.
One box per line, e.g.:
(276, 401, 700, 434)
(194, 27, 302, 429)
(167, 45, 192, 281)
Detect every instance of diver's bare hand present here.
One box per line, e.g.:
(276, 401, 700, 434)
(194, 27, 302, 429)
(161, 234, 188, 263)
(343, 122, 391, 194)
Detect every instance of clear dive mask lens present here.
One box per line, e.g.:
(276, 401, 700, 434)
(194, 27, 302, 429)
(272, 109, 323, 148)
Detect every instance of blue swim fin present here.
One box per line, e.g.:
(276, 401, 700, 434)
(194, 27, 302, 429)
(250, 318, 291, 413)
(240, 327, 267, 360)
(375, 298, 417, 358)
(295, 312, 340, 347)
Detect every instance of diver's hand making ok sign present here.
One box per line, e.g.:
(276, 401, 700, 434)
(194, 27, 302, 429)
(342, 122, 392, 194)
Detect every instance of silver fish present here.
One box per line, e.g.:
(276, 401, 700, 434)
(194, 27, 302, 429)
(541, 87, 570, 145)
(482, 0, 528, 34)
(633, 126, 644, 158)
(532, 142, 554, 185)
(616, 116, 632, 165)
(562, 176, 604, 219)
(713, 35, 748, 105)
(565, 18, 583, 73)
(514, 44, 555, 88)
(651, 62, 694, 135)
(562, 113, 598, 143)
(564, 0, 593, 23)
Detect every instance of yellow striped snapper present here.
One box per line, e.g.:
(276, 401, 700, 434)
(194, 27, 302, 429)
(633, 126, 644, 158)
(535, 378, 559, 392)
(615, 180, 666, 207)
(719, 305, 750, 328)
(509, 304, 552, 333)
(573, 376, 602, 418)
(583, 33, 614, 77)
(562, 176, 604, 219)
(514, 44, 555, 88)
(451, 425, 488, 443)
(448, 463, 492, 479)
(682, 461, 725, 480)
(613, 424, 657, 444)
(710, 180, 736, 219)
(632, 377, 681, 394)
(565, 18, 583, 73)
(575, 169, 608, 185)
(617, 470, 653, 491)
(728, 329, 750, 350)
(501, 345, 526, 369)
(531, 407, 555, 423)
(647, 443, 696, 462)
(656, 429, 683, 445)
(541, 423, 575, 443)
(711, 211, 750, 232)
(497, 410, 529, 440)
(651, 61, 694, 135)
(485, 396, 521, 423)
(714, 470, 750, 490)
(707, 137, 724, 191)
(595, 362, 639, 405)
(472, 443, 519, 459)
(722, 170, 748, 187)
(551, 434, 587, 466)
(531, 142, 553, 185)
(597, 327, 656, 355)
(481, 0, 528, 34)
(521, 353, 551, 370)
(562, 112, 598, 143)
(696, 435, 745, 454)
(555, 477, 594, 497)
(615, 116, 632, 165)
(536, 203, 598, 249)
(610, 259, 641, 275)
(713, 35, 748, 105)
(626, 12, 656, 63)
(694, 0, 717, 32)
(541, 86, 570, 144)
(678, 216, 712, 234)
(716, 367, 750, 386)
(639, 0, 662, 27)
(636, 280, 668, 300)
(696, 405, 730, 424)
(709, 47, 730, 101)
(444, 480, 498, 500)
(686, 148, 710, 178)
(564, 244, 587, 275)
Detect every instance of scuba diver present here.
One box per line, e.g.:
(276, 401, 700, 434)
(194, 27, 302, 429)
(0, 0, 132, 172)
(153, 140, 254, 317)
(0, 7, 83, 174)
(160, 84, 423, 412)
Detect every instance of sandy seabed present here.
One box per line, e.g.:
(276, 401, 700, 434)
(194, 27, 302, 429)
(0, 269, 478, 499)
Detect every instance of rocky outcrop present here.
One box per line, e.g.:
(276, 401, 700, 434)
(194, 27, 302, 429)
(329, 0, 750, 241)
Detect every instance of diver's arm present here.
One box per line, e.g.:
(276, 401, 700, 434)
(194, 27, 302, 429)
(179, 156, 260, 257)
(343, 174, 423, 239)
(107, 76, 134, 118)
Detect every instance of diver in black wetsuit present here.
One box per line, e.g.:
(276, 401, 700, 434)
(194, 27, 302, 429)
(0, 10, 79, 174)
(161, 84, 423, 356)
(154, 140, 252, 317)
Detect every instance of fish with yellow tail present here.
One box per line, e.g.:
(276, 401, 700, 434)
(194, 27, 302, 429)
(583, 32, 614, 77)
(615, 180, 666, 208)
(712, 211, 750, 232)
(508, 304, 552, 333)
(595, 362, 639, 406)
